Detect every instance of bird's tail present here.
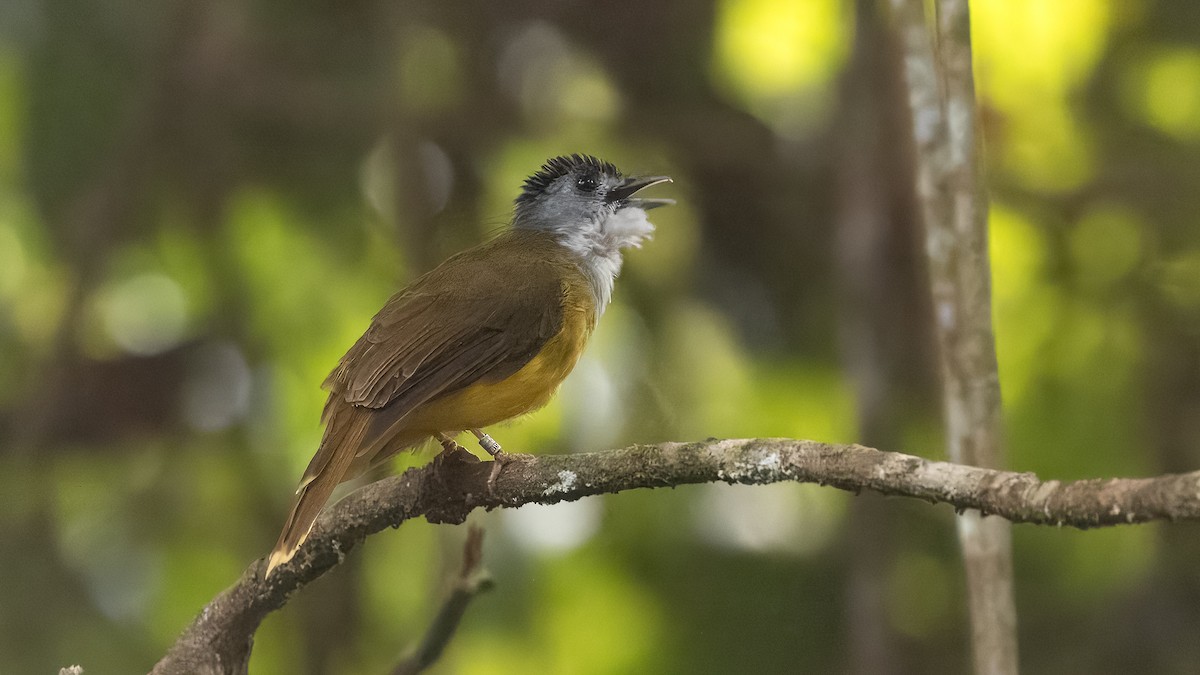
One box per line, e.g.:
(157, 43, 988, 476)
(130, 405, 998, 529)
(266, 407, 366, 575)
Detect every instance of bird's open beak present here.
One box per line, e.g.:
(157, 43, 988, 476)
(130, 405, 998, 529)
(607, 175, 674, 210)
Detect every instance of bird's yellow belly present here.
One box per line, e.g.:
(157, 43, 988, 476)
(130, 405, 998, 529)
(405, 305, 595, 433)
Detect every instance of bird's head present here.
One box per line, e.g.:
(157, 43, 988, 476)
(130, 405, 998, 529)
(513, 154, 672, 258)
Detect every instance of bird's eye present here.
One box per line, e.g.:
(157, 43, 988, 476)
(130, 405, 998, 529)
(576, 176, 598, 192)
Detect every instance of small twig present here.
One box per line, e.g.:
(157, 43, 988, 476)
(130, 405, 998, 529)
(390, 525, 494, 675)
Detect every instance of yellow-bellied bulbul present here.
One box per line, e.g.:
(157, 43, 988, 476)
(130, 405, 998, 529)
(267, 154, 671, 573)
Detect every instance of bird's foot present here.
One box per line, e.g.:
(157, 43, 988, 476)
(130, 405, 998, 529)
(486, 450, 509, 496)
(465, 430, 531, 497)
(432, 433, 469, 478)
(468, 429, 507, 495)
(436, 432, 465, 455)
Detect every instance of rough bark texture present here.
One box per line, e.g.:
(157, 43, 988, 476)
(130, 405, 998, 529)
(153, 439, 1200, 674)
(889, 0, 1019, 672)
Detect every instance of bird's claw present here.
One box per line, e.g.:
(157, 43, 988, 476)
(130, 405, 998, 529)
(436, 432, 464, 456)
(486, 449, 508, 496)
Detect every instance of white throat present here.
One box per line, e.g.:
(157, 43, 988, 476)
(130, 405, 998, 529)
(556, 207, 655, 315)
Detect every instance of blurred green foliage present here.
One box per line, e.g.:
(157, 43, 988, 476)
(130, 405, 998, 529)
(3, 0, 1200, 673)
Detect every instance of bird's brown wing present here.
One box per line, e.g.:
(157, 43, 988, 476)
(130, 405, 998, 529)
(267, 232, 567, 572)
(317, 238, 566, 467)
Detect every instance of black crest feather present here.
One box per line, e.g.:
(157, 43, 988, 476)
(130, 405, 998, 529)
(516, 154, 621, 204)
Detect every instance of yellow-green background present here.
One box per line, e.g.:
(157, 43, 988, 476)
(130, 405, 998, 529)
(1, 0, 1198, 672)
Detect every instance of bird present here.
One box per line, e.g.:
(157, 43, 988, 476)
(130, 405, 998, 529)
(266, 154, 672, 574)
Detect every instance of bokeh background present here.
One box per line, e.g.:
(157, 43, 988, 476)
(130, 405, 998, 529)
(3, 0, 1200, 672)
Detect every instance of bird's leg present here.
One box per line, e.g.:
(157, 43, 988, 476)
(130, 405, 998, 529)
(436, 432, 464, 454)
(471, 429, 511, 494)
(430, 432, 475, 489)
(433, 433, 466, 475)
(470, 429, 503, 456)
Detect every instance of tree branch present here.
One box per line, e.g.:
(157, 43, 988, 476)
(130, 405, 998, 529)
(390, 525, 494, 675)
(152, 439, 1200, 674)
(889, 0, 1018, 672)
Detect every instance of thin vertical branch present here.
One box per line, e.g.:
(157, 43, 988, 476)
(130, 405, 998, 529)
(889, 0, 1019, 673)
